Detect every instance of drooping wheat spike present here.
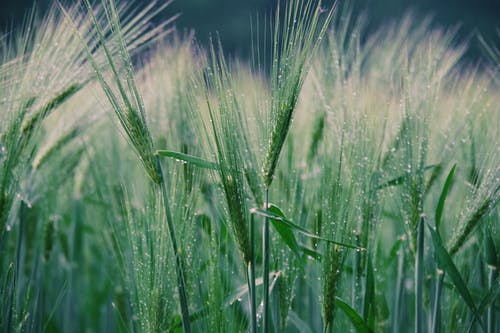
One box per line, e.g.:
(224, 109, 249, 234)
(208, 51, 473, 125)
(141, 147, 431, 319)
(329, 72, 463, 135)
(20, 83, 83, 147)
(60, 0, 175, 184)
(62, 1, 193, 331)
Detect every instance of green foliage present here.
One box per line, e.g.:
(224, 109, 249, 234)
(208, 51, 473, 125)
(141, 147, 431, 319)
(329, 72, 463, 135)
(1, 0, 498, 332)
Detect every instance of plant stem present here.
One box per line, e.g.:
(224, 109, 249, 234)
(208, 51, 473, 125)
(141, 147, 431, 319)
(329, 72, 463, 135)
(157, 158, 191, 333)
(393, 243, 404, 333)
(487, 266, 495, 333)
(431, 270, 445, 333)
(247, 214, 257, 333)
(353, 234, 362, 312)
(415, 216, 424, 333)
(263, 188, 270, 333)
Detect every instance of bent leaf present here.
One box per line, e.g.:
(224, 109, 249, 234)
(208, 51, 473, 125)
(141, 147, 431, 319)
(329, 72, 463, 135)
(466, 274, 500, 332)
(265, 204, 302, 258)
(376, 164, 438, 190)
(335, 297, 373, 333)
(156, 150, 218, 170)
(251, 205, 364, 251)
(427, 224, 485, 330)
(300, 244, 322, 261)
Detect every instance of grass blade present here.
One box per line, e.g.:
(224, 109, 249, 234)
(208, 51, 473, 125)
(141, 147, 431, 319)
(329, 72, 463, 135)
(156, 150, 218, 170)
(376, 165, 438, 190)
(467, 274, 499, 333)
(265, 203, 301, 258)
(300, 244, 322, 261)
(334, 297, 373, 333)
(427, 223, 485, 330)
(435, 164, 456, 231)
(251, 206, 364, 250)
(431, 271, 445, 333)
(363, 255, 375, 327)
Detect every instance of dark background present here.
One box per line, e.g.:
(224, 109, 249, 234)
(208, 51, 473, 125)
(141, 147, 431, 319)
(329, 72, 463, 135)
(1, 0, 499, 64)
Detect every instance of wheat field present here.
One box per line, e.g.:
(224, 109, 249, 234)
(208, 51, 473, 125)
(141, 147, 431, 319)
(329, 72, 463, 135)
(0, 0, 498, 332)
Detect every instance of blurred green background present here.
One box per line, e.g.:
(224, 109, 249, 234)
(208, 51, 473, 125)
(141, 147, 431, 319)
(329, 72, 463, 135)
(1, 0, 499, 63)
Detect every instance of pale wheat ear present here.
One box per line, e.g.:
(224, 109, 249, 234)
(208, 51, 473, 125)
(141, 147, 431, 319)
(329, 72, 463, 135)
(258, 2, 335, 331)
(2, 0, 499, 331)
(262, 0, 335, 189)
(60, 0, 162, 184)
(204, 40, 252, 264)
(62, 1, 192, 331)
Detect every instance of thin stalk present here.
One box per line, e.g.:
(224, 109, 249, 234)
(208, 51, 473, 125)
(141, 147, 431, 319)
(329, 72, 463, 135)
(393, 243, 404, 333)
(6, 203, 26, 332)
(157, 158, 191, 333)
(247, 214, 257, 333)
(431, 270, 445, 333)
(263, 188, 270, 333)
(353, 234, 362, 312)
(415, 216, 424, 333)
(487, 267, 495, 333)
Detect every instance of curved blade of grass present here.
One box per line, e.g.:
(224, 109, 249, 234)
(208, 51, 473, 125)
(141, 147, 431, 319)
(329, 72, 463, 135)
(167, 309, 209, 331)
(425, 164, 444, 195)
(223, 271, 281, 308)
(21, 83, 83, 137)
(466, 274, 500, 333)
(427, 224, 485, 330)
(335, 297, 373, 333)
(265, 203, 302, 258)
(435, 164, 456, 231)
(384, 238, 404, 270)
(250, 206, 364, 250)
(300, 244, 322, 261)
(376, 165, 438, 190)
(156, 150, 218, 170)
(431, 164, 456, 333)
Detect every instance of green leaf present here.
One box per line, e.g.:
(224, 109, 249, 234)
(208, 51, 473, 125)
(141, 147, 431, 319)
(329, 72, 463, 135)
(484, 231, 498, 268)
(299, 244, 322, 261)
(466, 274, 500, 332)
(224, 270, 280, 307)
(335, 297, 373, 333)
(427, 224, 485, 330)
(376, 174, 406, 189)
(168, 309, 207, 331)
(363, 255, 375, 327)
(435, 164, 456, 232)
(265, 204, 302, 258)
(156, 150, 218, 170)
(376, 164, 438, 190)
(250, 206, 364, 251)
(384, 238, 404, 270)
